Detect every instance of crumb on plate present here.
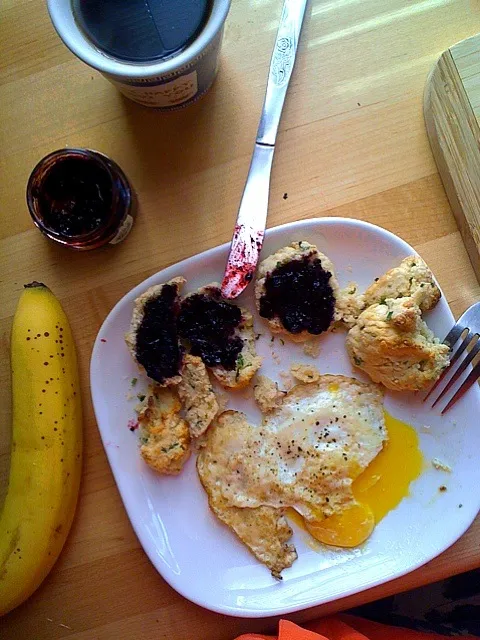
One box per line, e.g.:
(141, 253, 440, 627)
(254, 375, 285, 413)
(279, 370, 294, 390)
(290, 363, 321, 383)
(215, 388, 229, 414)
(271, 351, 282, 365)
(303, 338, 321, 358)
(432, 457, 452, 472)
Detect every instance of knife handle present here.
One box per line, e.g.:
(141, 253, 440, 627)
(256, 0, 308, 147)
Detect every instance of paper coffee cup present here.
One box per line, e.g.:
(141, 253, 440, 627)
(47, 0, 231, 110)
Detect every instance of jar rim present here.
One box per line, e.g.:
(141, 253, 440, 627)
(26, 148, 133, 249)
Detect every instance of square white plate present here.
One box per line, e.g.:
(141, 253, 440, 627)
(90, 218, 480, 618)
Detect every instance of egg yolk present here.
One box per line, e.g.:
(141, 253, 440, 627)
(305, 502, 375, 547)
(295, 411, 423, 548)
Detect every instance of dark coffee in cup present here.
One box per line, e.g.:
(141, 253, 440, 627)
(72, 0, 212, 63)
(48, 0, 231, 109)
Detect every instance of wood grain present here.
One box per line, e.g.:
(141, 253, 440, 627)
(1, 1, 480, 638)
(425, 33, 480, 282)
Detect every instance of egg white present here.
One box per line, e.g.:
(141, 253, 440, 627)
(204, 375, 386, 522)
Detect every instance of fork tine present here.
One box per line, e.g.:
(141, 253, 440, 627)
(441, 360, 480, 414)
(443, 323, 465, 348)
(432, 336, 480, 408)
(423, 329, 471, 402)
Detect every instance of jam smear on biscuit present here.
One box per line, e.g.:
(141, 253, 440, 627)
(259, 256, 335, 334)
(135, 284, 183, 384)
(178, 291, 243, 370)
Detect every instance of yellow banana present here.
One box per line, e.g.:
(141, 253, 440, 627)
(0, 282, 82, 616)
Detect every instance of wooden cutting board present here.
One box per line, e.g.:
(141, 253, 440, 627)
(425, 34, 480, 283)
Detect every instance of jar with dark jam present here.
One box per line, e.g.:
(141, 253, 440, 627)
(27, 148, 134, 250)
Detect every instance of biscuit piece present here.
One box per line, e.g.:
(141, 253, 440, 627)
(346, 297, 449, 391)
(335, 282, 366, 329)
(177, 354, 219, 438)
(364, 256, 441, 312)
(138, 386, 191, 474)
(254, 375, 285, 413)
(125, 277, 185, 386)
(215, 308, 262, 389)
(178, 284, 261, 390)
(255, 241, 340, 342)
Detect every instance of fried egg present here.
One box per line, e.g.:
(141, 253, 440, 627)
(219, 376, 385, 515)
(197, 375, 388, 574)
(197, 411, 298, 578)
(291, 411, 424, 548)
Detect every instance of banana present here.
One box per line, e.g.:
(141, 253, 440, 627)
(0, 282, 82, 616)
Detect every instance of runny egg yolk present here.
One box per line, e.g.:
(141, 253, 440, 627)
(301, 412, 423, 548)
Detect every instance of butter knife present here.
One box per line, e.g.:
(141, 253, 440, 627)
(221, 0, 308, 299)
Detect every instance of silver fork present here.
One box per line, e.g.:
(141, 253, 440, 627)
(424, 301, 480, 413)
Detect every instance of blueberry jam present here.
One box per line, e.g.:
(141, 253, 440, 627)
(36, 156, 113, 237)
(135, 284, 183, 384)
(178, 291, 243, 370)
(259, 256, 335, 334)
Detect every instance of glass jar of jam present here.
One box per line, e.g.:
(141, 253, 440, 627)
(26, 148, 134, 250)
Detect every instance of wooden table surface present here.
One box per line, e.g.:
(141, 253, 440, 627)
(2, 0, 480, 637)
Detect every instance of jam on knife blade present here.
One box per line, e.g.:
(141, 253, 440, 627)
(221, 224, 265, 299)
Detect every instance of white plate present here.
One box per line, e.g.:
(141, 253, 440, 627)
(90, 218, 480, 618)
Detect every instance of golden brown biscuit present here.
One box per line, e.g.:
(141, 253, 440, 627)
(346, 297, 449, 391)
(138, 386, 191, 474)
(364, 256, 441, 312)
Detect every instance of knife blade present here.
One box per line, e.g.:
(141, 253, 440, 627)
(221, 0, 308, 299)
